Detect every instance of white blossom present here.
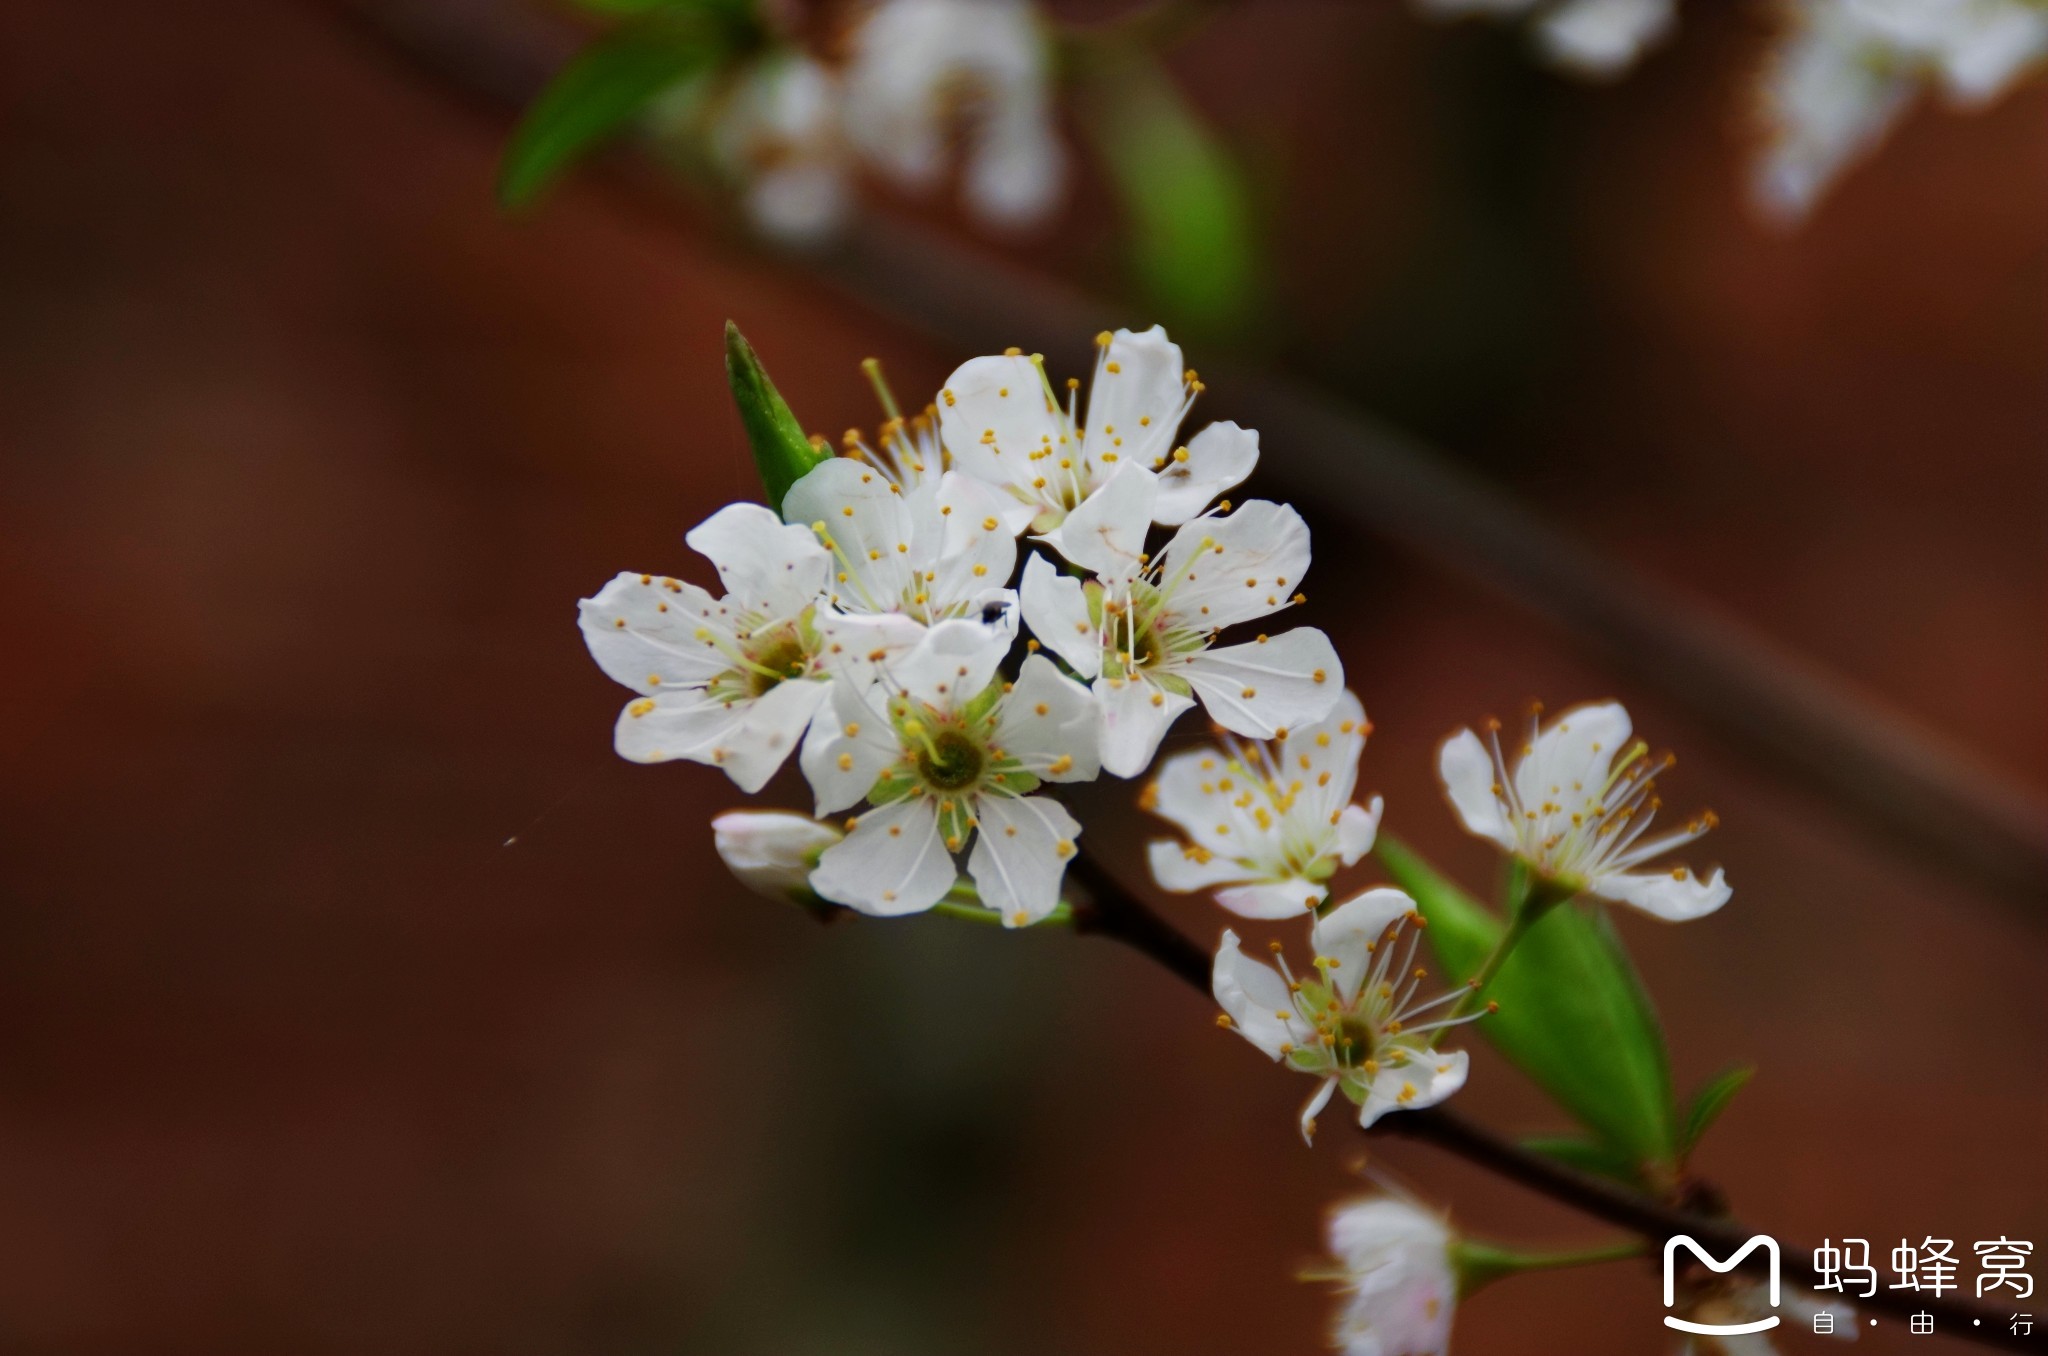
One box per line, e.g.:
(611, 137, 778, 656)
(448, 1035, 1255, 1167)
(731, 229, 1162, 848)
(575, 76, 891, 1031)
(712, 810, 843, 901)
(1437, 700, 1731, 921)
(1020, 462, 1342, 776)
(783, 454, 1019, 631)
(709, 53, 853, 244)
(936, 326, 1258, 535)
(577, 503, 912, 792)
(843, 0, 1066, 229)
(1214, 889, 1479, 1141)
(1414, 0, 1677, 78)
(1144, 690, 1384, 918)
(1324, 1196, 1459, 1356)
(801, 620, 1100, 924)
(1755, 0, 2048, 220)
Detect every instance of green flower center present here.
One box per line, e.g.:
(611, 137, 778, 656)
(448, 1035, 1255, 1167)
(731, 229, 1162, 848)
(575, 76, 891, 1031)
(917, 727, 987, 793)
(745, 625, 812, 697)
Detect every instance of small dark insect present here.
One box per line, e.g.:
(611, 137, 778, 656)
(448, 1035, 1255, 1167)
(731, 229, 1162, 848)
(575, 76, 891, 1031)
(980, 599, 1012, 625)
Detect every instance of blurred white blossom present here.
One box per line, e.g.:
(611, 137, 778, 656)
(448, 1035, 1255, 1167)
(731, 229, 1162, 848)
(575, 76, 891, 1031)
(712, 810, 842, 901)
(1437, 700, 1731, 921)
(1144, 689, 1384, 918)
(710, 54, 853, 243)
(1324, 1196, 1459, 1356)
(1214, 889, 1478, 1140)
(1754, 0, 2048, 220)
(1415, 0, 1677, 77)
(801, 621, 1099, 924)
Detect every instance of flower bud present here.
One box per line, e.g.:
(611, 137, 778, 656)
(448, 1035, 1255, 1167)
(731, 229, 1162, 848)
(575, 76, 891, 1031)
(725, 322, 830, 515)
(711, 811, 841, 904)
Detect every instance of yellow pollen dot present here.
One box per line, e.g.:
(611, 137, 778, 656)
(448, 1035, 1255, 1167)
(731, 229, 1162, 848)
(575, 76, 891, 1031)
(888, 825, 902, 837)
(983, 516, 998, 531)
(1106, 361, 1122, 373)
(1049, 754, 1073, 775)
(1215, 1013, 1235, 1029)
(627, 699, 654, 717)
(1312, 669, 1327, 684)
(1241, 686, 1257, 698)
(1055, 839, 1075, 857)
(841, 506, 854, 517)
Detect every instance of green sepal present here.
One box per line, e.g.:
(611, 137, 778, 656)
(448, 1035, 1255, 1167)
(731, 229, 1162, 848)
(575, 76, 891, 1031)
(962, 677, 1006, 726)
(992, 769, 1042, 798)
(1376, 835, 1678, 1169)
(725, 322, 831, 512)
(1452, 1239, 1643, 1299)
(1678, 1065, 1755, 1159)
(865, 772, 916, 807)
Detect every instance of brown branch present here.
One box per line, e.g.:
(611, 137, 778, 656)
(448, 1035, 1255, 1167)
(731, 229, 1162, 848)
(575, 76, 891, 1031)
(1067, 849, 2030, 1351)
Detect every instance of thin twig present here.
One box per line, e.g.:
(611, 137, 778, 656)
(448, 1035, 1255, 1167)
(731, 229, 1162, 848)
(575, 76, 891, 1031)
(1067, 848, 2028, 1350)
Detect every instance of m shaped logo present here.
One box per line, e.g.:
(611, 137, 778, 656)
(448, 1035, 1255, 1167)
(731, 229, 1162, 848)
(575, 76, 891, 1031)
(1664, 1235, 1781, 1336)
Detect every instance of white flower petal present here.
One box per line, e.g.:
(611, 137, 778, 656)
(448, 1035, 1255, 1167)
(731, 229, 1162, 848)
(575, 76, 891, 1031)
(684, 502, 831, 621)
(930, 471, 1019, 612)
(1018, 551, 1100, 677)
(1148, 745, 1245, 855)
(1437, 727, 1515, 850)
(798, 679, 898, 815)
(967, 793, 1080, 925)
(578, 572, 730, 692)
(964, 105, 1065, 228)
(1179, 629, 1344, 739)
(894, 616, 1009, 710)
(621, 677, 828, 792)
(999, 653, 1101, 780)
(1159, 498, 1311, 630)
(1592, 865, 1731, 921)
(1079, 326, 1187, 469)
(810, 796, 956, 915)
(1512, 700, 1632, 818)
(1327, 1198, 1457, 1356)
(1151, 420, 1258, 525)
(1211, 928, 1299, 1059)
(1535, 0, 1675, 77)
(1216, 879, 1326, 919)
(1335, 796, 1384, 867)
(1146, 838, 1252, 893)
(1357, 1046, 1469, 1129)
(1096, 675, 1195, 778)
(1037, 460, 1158, 584)
(1300, 1076, 1339, 1145)
(1314, 887, 1415, 1003)
(937, 352, 1066, 515)
(712, 811, 842, 901)
(783, 457, 917, 612)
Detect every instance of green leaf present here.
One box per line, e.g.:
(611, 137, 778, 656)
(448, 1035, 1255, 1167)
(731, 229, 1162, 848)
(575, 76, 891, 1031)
(1678, 1065, 1755, 1158)
(1376, 836, 1678, 1168)
(725, 322, 830, 511)
(498, 6, 743, 208)
(1076, 53, 1256, 334)
(1519, 1134, 1648, 1188)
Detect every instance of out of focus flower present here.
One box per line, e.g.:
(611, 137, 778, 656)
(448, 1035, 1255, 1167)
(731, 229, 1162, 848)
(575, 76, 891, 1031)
(1323, 1196, 1459, 1356)
(1021, 463, 1340, 775)
(1437, 700, 1731, 921)
(710, 0, 1065, 242)
(1144, 690, 1384, 918)
(1755, 0, 2048, 219)
(801, 622, 1099, 924)
(783, 455, 1019, 629)
(843, 0, 1065, 229)
(712, 810, 843, 901)
(1214, 889, 1478, 1141)
(710, 53, 853, 243)
(1415, 0, 1678, 77)
(937, 327, 1257, 535)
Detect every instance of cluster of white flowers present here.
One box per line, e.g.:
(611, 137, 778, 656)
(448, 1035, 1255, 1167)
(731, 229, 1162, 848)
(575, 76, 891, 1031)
(581, 324, 1341, 926)
(708, 0, 1064, 242)
(1754, 0, 2048, 219)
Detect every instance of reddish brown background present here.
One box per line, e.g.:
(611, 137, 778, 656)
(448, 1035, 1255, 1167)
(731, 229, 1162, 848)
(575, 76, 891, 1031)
(1, 1, 2043, 1353)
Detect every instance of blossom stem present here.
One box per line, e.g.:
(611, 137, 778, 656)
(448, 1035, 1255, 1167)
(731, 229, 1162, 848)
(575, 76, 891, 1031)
(1059, 844, 2028, 1350)
(1452, 1239, 1644, 1297)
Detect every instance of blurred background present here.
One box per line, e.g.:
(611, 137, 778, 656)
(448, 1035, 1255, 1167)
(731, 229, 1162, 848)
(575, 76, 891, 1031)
(1, 0, 2043, 1351)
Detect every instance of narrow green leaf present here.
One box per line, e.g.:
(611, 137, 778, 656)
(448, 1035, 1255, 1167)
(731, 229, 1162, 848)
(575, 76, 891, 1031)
(1376, 836, 1678, 1167)
(498, 8, 738, 208)
(1678, 1065, 1755, 1158)
(1076, 53, 1256, 334)
(1519, 1134, 1648, 1188)
(724, 322, 830, 512)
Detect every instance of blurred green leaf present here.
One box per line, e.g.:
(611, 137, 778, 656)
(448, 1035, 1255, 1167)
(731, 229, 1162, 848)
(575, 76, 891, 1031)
(1678, 1065, 1754, 1159)
(1376, 836, 1677, 1168)
(1077, 54, 1256, 334)
(499, 4, 746, 208)
(1519, 1134, 1648, 1188)
(725, 321, 830, 511)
